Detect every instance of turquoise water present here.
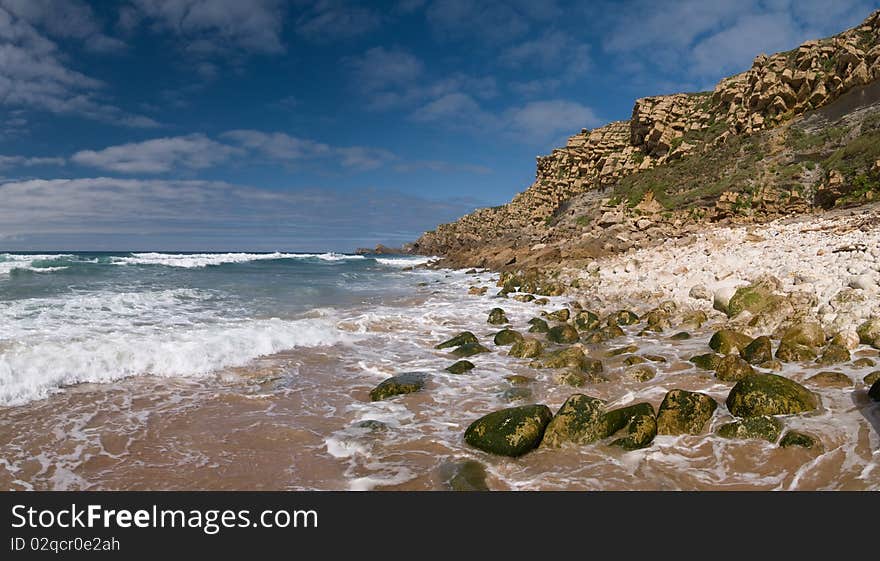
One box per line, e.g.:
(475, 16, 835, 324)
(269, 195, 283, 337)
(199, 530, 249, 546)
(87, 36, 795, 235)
(0, 251, 434, 405)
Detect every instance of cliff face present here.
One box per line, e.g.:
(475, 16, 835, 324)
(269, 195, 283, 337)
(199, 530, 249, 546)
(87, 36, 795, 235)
(413, 10, 880, 263)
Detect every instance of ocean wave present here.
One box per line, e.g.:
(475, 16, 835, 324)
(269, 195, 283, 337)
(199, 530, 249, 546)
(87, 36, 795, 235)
(111, 252, 365, 268)
(374, 256, 437, 268)
(0, 316, 350, 406)
(0, 254, 75, 276)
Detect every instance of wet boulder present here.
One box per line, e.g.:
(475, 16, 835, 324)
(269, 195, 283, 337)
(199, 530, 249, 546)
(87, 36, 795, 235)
(625, 364, 656, 382)
(779, 431, 820, 449)
(656, 390, 718, 435)
(610, 413, 657, 451)
(464, 404, 553, 457)
(709, 330, 754, 355)
(547, 324, 580, 344)
(726, 284, 774, 318)
(864, 371, 880, 386)
(435, 331, 478, 349)
(856, 318, 880, 347)
(780, 322, 826, 348)
(544, 309, 570, 322)
(741, 336, 773, 365)
(869, 378, 880, 401)
(690, 353, 722, 370)
(509, 337, 544, 358)
(493, 329, 523, 346)
(445, 360, 475, 374)
(715, 355, 756, 382)
(370, 372, 429, 401)
(574, 310, 600, 331)
(716, 415, 782, 442)
(451, 342, 490, 358)
(501, 387, 533, 402)
(527, 317, 550, 333)
(726, 373, 818, 417)
(554, 370, 587, 387)
(488, 307, 509, 325)
(608, 310, 639, 326)
(541, 394, 608, 447)
(806, 371, 852, 389)
(816, 344, 851, 365)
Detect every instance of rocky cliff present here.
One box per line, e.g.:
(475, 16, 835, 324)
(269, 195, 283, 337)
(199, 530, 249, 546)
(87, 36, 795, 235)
(413, 10, 880, 267)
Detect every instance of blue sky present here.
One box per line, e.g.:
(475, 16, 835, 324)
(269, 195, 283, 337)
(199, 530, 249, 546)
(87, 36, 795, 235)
(1, 0, 877, 251)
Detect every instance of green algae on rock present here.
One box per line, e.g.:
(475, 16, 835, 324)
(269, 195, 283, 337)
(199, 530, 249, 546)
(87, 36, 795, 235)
(574, 310, 600, 331)
(445, 360, 475, 374)
(544, 308, 570, 322)
(716, 415, 782, 442)
(608, 310, 640, 326)
(625, 363, 656, 382)
(527, 317, 550, 333)
(715, 354, 756, 382)
(779, 430, 820, 449)
(741, 336, 773, 364)
(370, 372, 429, 401)
(656, 389, 718, 435)
(708, 329, 753, 354)
(493, 328, 523, 346)
(488, 307, 509, 325)
(435, 331, 478, 349)
(509, 337, 544, 358)
(610, 413, 657, 450)
(816, 344, 851, 365)
(547, 324, 580, 344)
(451, 342, 490, 358)
(541, 394, 608, 447)
(464, 404, 553, 457)
(726, 373, 818, 417)
(690, 353, 722, 370)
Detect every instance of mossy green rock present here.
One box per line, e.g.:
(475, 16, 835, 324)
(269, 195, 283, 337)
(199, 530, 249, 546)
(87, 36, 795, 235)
(709, 330, 753, 354)
(726, 285, 774, 318)
(513, 294, 535, 303)
(852, 357, 876, 369)
(574, 310, 600, 331)
(554, 370, 587, 387)
(464, 404, 553, 457)
(527, 317, 550, 333)
(806, 371, 852, 388)
(436, 331, 478, 349)
(682, 310, 709, 329)
(584, 324, 625, 343)
(540, 347, 600, 374)
(623, 354, 648, 365)
(776, 341, 817, 362)
(690, 353, 722, 370)
(610, 413, 657, 450)
(717, 415, 782, 442)
(607, 344, 639, 357)
(864, 371, 880, 386)
(602, 403, 656, 438)
(856, 318, 880, 346)
(545, 309, 570, 322)
(445, 360, 475, 374)
(742, 336, 773, 364)
(869, 379, 880, 401)
(780, 431, 819, 449)
(355, 419, 390, 432)
(509, 337, 543, 358)
(547, 324, 580, 344)
(487, 307, 508, 325)
(442, 460, 489, 491)
(504, 374, 532, 385)
(726, 373, 818, 417)
(493, 329, 523, 346)
(625, 364, 656, 382)
(541, 394, 607, 447)
(501, 387, 533, 402)
(816, 344, 851, 365)
(451, 342, 490, 358)
(780, 322, 825, 348)
(670, 331, 691, 340)
(656, 390, 718, 435)
(608, 310, 639, 326)
(715, 354, 756, 382)
(370, 372, 429, 401)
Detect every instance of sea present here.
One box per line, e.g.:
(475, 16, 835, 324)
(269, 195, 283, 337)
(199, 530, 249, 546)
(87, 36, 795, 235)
(0, 251, 877, 490)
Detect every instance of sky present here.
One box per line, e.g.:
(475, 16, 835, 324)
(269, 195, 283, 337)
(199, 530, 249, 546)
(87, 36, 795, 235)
(1, 0, 878, 251)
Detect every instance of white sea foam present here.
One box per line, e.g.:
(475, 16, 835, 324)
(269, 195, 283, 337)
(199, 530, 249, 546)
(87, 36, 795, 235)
(0, 254, 74, 276)
(374, 256, 437, 268)
(112, 251, 364, 268)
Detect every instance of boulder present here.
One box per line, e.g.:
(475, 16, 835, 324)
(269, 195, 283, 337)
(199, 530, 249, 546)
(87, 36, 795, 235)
(542, 395, 655, 447)
(715, 355, 756, 382)
(540, 347, 602, 375)
(445, 360, 475, 374)
(493, 329, 523, 346)
(741, 336, 773, 364)
(716, 416, 782, 442)
(656, 390, 718, 435)
(501, 387, 533, 402)
(726, 373, 818, 417)
(869, 379, 880, 402)
(436, 331, 478, 349)
(726, 284, 776, 318)
(607, 344, 639, 357)
(464, 404, 553, 457)
(709, 330, 754, 354)
(513, 293, 535, 303)
(504, 374, 532, 385)
(864, 371, 880, 386)
(451, 342, 490, 358)
(583, 324, 625, 343)
(547, 324, 580, 344)
(713, 286, 739, 315)
(509, 337, 544, 358)
(779, 431, 820, 449)
(527, 317, 550, 333)
(610, 413, 658, 450)
(806, 371, 852, 388)
(856, 318, 880, 346)
(690, 353, 722, 370)
(776, 341, 818, 362)
(670, 331, 691, 340)
(554, 370, 587, 387)
(608, 310, 639, 326)
(488, 307, 509, 325)
(780, 322, 825, 347)
(816, 344, 851, 365)
(442, 460, 489, 491)
(370, 372, 429, 401)
(623, 355, 647, 365)
(625, 364, 656, 382)
(544, 309, 570, 322)
(573, 310, 600, 331)
(852, 358, 876, 369)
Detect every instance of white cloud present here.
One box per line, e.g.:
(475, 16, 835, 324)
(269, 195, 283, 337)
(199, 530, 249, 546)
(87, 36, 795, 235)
(506, 100, 600, 138)
(72, 134, 238, 173)
(223, 130, 397, 170)
(126, 0, 286, 54)
(0, 5, 159, 127)
(0, 0, 126, 53)
(500, 30, 591, 76)
(347, 46, 424, 92)
(295, 0, 381, 42)
(393, 160, 491, 174)
(0, 154, 65, 168)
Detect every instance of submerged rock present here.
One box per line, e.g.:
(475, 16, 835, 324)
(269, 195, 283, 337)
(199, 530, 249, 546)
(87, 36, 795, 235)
(501, 387, 533, 402)
(864, 371, 880, 386)
(544, 308, 570, 322)
(806, 371, 852, 388)
(726, 373, 817, 417)
(547, 324, 580, 344)
(451, 342, 491, 358)
(540, 347, 599, 373)
(584, 324, 625, 343)
(488, 307, 509, 325)
(716, 415, 782, 442)
(574, 310, 600, 331)
(513, 294, 535, 303)
(442, 460, 490, 491)
(370, 372, 429, 401)
(493, 328, 523, 346)
(445, 360, 475, 374)
(436, 331, 478, 349)
(608, 310, 640, 326)
(527, 317, 550, 333)
(509, 337, 544, 358)
(623, 355, 647, 365)
(779, 431, 820, 449)
(715, 355, 756, 382)
(741, 336, 773, 364)
(464, 404, 553, 457)
(709, 330, 753, 354)
(504, 374, 533, 385)
(554, 370, 587, 387)
(625, 363, 656, 382)
(607, 344, 639, 357)
(852, 357, 876, 369)
(355, 419, 390, 433)
(690, 353, 722, 370)
(670, 331, 691, 340)
(656, 390, 718, 435)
